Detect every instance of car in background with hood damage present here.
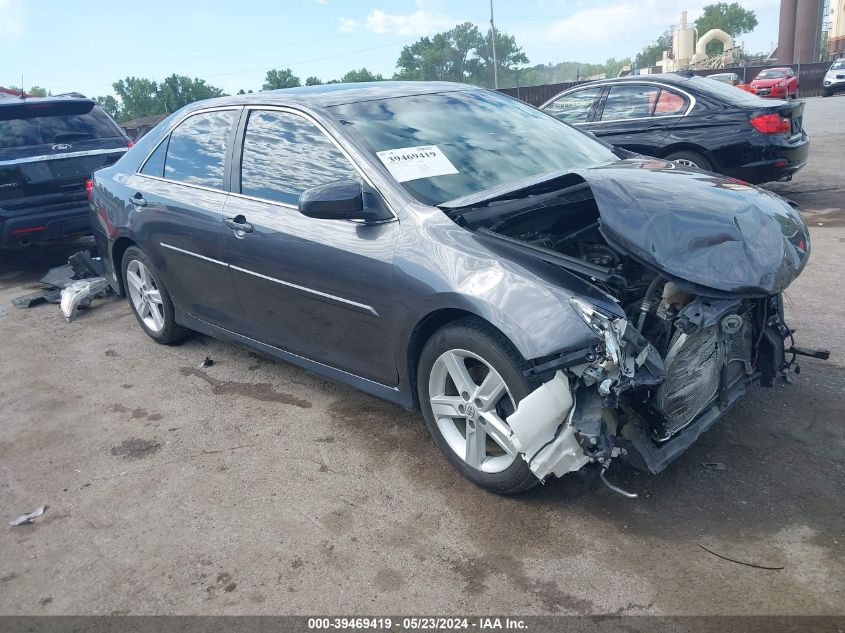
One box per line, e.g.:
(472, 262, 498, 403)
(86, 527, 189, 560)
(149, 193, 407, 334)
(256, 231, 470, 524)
(88, 83, 823, 495)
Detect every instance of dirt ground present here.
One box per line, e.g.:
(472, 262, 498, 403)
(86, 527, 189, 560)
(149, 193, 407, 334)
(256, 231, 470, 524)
(0, 97, 843, 616)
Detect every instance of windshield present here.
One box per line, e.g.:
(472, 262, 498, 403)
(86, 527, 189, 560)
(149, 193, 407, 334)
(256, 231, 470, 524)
(831, 60, 845, 71)
(328, 89, 617, 205)
(756, 70, 786, 79)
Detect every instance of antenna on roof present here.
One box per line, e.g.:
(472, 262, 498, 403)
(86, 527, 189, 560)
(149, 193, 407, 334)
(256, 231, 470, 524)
(20, 74, 26, 100)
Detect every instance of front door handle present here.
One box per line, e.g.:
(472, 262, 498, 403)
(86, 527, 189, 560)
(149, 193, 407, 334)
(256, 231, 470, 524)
(129, 193, 147, 207)
(224, 215, 254, 234)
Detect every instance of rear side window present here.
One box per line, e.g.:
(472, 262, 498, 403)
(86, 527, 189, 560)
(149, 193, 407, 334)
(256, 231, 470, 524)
(164, 110, 235, 189)
(0, 101, 120, 150)
(240, 110, 358, 206)
(544, 87, 602, 123)
(654, 89, 687, 116)
(599, 85, 661, 120)
(140, 139, 168, 177)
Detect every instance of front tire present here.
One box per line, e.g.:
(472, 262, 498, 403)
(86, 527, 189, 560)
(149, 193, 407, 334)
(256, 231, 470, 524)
(122, 246, 188, 345)
(417, 319, 539, 495)
(822, 89, 832, 98)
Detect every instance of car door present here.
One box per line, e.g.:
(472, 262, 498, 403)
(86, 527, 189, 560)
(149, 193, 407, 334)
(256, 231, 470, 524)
(128, 108, 244, 330)
(590, 83, 689, 155)
(542, 86, 604, 128)
(222, 107, 399, 385)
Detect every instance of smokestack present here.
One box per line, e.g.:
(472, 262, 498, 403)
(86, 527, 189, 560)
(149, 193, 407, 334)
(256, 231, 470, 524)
(778, 0, 797, 63)
(793, 0, 824, 63)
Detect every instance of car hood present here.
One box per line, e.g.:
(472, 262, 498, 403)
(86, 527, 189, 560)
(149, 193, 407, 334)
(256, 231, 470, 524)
(573, 159, 810, 296)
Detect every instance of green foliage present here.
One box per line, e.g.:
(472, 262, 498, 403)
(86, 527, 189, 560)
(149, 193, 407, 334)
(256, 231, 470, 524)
(635, 31, 673, 69)
(102, 75, 224, 123)
(695, 2, 758, 55)
(339, 68, 384, 83)
(262, 68, 301, 90)
(305, 76, 323, 86)
(394, 22, 527, 87)
(9, 85, 48, 97)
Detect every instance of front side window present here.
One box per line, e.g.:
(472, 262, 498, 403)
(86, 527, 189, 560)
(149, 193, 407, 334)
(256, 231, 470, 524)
(599, 85, 662, 121)
(544, 87, 602, 123)
(164, 110, 235, 189)
(240, 110, 358, 206)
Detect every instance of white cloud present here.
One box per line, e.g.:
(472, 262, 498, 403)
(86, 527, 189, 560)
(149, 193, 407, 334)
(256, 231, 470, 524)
(307, 0, 328, 5)
(0, 0, 25, 45)
(363, 8, 457, 36)
(339, 16, 359, 32)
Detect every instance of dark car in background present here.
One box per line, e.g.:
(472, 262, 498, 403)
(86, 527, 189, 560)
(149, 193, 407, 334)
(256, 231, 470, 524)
(540, 73, 808, 184)
(0, 96, 130, 248)
(89, 83, 812, 495)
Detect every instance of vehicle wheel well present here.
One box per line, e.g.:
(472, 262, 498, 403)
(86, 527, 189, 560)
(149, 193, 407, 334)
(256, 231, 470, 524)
(111, 236, 136, 296)
(658, 143, 711, 160)
(406, 309, 517, 410)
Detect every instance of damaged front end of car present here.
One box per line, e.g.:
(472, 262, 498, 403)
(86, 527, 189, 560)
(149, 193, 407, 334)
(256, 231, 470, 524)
(442, 159, 829, 492)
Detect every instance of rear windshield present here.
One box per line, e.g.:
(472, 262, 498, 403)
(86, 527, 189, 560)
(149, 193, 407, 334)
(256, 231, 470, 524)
(686, 76, 766, 106)
(0, 101, 120, 150)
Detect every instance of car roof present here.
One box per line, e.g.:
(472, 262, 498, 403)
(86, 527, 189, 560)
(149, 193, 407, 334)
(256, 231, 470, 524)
(0, 96, 96, 108)
(185, 81, 478, 112)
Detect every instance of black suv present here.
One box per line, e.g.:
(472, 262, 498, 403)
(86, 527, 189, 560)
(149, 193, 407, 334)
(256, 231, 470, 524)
(0, 96, 130, 248)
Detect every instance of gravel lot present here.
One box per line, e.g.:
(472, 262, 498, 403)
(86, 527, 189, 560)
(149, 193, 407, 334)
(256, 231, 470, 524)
(1, 97, 843, 616)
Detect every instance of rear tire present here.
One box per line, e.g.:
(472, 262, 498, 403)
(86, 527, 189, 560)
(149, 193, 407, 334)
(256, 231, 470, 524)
(417, 319, 540, 495)
(665, 150, 714, 172)
(822, 90, 832, 98)
(122, 246, 188, 345)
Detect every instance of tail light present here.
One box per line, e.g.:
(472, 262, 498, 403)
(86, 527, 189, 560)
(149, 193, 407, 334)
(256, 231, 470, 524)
(750, 113, 790, 134)
(86, 179, 93, 201)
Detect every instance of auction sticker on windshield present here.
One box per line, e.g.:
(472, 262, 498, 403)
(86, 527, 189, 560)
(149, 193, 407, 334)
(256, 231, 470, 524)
(376, 145, 459, 183)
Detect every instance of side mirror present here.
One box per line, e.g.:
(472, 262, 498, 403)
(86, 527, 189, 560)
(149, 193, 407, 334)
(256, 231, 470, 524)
(298, 180, 391, 222)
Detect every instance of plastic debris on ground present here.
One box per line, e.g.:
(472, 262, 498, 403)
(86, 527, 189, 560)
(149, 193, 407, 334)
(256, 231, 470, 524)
(9, 505, 47, 526)
(60, 278, 110, 321)
(201, 356, 215, 368)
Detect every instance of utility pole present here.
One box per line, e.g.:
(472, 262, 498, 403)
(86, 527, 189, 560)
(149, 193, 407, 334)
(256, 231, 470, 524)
(490, 0, 499, 89)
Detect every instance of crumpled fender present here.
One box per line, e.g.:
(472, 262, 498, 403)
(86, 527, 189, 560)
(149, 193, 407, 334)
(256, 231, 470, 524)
(575, 159, 810, 295)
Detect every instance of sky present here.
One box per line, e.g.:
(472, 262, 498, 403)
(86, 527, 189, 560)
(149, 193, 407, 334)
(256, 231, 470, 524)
(0, 0, 782, 98)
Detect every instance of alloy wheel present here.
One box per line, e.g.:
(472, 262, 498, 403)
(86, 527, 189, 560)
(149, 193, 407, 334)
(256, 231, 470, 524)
(672, 158, 700, 168)
(126, 259, 165, 333)
(428, 349, 519, 473)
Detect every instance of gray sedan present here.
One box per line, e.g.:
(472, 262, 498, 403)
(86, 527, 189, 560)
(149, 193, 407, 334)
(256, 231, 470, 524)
(89, 82, 816, 495)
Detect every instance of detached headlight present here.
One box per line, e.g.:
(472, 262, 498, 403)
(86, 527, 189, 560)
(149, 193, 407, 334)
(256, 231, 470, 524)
(570, 298, 628, 364)
(570, 297, 616, 335)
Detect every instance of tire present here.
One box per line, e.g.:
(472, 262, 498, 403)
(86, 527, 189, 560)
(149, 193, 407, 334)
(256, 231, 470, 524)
(822, 90, 831, 98)
(121, 246, 188, 345)
(664, 150, 714, 172)
(417, 319, 540, 495)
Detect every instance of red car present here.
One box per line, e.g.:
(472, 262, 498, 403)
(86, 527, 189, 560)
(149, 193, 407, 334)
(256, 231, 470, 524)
(749, 67, 799, 99)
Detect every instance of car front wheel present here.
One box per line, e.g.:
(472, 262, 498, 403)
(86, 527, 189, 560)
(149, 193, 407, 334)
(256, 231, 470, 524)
(122, 246, 188, 344)
(417, 320, 539, 494)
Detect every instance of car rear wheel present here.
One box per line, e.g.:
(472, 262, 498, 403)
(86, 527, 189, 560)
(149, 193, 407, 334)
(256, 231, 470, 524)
(417, 319, 539, 495)
(665, 150, 713, 172)
(122, 246, 188, 345)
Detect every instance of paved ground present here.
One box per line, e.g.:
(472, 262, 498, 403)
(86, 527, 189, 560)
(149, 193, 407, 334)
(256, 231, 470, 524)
(0, 97, 843, 616)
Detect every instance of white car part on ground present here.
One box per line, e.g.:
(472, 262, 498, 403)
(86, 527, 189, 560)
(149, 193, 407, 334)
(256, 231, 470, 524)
(506, 371, 590, 481)
(60, 278, 110, 321)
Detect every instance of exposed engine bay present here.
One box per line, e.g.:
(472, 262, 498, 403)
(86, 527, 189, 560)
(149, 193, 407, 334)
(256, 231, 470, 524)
(443, 170, 828, 492)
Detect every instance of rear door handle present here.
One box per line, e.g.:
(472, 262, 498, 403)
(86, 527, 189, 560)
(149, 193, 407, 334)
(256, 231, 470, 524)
(129, 193, 147, 207)
(225, 215, 254, 234)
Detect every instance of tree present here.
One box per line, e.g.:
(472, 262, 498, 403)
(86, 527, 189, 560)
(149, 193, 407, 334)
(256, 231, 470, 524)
(695, 2, 758, 55)
(394, 22, 527, 87)
(262, 68, 301, 90)
(96, 95, 120, 119)
(635, 30, 673, 69)
(9, 85, 47, 97)
(111, 77, 162, 122)
(159, 74, 224, 113)
(305, 76, 323, 86)
(339, 68, 384, 83)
